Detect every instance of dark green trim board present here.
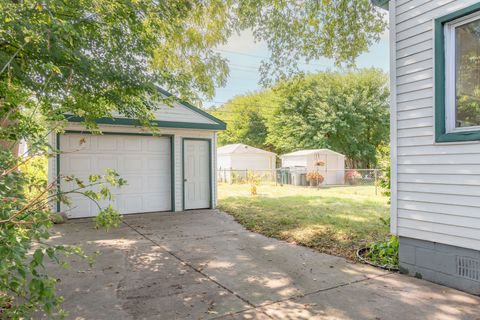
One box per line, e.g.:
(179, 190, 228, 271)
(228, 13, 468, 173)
(182, 138, 213, 211)
(56, 133, 61, 213)
(59, 131, 176, 212)
(435, 3, 480, 142)
(170, 135, 175, 212)
(371, 0, 389, 10)
(67, 116, 226, 130)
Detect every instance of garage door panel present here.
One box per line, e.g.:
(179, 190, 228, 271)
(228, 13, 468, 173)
(146, 175, 163, 190)
(66, 196, 93, 217)
(65, 135, 92, 152)
(146, 157, 169, 172)
(123, 156, 143, 173)
(144, 193, 170, 211)
(121, 175, 143, 193)
(147, 138, 169, 152)
(96, 156, 119, 172)
(123, 137, 142, 151)
(65, 155, 92, 173)
(60, 134, 172, 218)
(122, 195, 143, 213)
(97, 135, 117, 151)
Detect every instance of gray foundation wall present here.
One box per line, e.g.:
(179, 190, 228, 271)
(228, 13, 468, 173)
(399, 237, 480, 295)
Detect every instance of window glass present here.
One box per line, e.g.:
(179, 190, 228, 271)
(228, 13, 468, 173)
(455, 19, 480, 128)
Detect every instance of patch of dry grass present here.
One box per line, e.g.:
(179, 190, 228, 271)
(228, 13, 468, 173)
(218, 183, 390, 260)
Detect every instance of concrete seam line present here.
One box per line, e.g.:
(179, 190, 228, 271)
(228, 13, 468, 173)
(212, 273, 394, 319)
(121, 220, 264, 315)
(258, 272, 393, 309)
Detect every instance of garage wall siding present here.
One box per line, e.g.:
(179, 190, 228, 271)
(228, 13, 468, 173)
(392, 0, 480, 251)
(51, 124, 217, 213)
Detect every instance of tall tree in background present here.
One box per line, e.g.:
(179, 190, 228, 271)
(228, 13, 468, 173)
(267, 69, 389, 168)
(210, 91, 278, 150)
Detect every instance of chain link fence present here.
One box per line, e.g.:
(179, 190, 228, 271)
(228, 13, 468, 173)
(217, 168, 385, 194)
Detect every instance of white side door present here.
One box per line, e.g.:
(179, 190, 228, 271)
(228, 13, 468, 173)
(183, 139, 211, 210)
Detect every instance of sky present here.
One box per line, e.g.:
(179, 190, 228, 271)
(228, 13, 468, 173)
(202, 13, 390, 108)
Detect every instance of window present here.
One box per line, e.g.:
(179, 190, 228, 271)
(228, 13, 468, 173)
(435, 3, 480, 142)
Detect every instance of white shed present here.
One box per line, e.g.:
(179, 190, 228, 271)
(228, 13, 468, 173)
(280, 149, 345, 185)
(217, 144, 276, 182)
(374, 0, 480, 295)
(49, 87, 226, 218)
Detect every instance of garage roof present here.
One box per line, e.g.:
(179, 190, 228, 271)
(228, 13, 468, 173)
(218, 144, 276, 155)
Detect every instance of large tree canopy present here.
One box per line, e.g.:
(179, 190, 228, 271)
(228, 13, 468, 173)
(267, 69, 389, 168)
(213, 69, 389, 168)
(210, 90, 278, 151)
(1, 0, 386, 126)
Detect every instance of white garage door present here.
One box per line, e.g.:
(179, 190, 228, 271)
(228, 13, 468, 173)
(59, 133, 172, 218)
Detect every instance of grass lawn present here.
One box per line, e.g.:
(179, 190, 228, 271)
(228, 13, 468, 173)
(218, 183, 390, 260)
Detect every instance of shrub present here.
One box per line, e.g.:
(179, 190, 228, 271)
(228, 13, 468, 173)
(365, 235, 399, 269)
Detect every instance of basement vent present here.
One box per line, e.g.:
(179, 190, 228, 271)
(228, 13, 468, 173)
(456, 256, 480, 282)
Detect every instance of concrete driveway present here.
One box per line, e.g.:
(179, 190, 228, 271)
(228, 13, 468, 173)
(48, 210, 480, 320)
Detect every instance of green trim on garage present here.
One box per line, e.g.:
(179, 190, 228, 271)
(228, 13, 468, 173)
(434, 2, 480, 142)
(67, 116, 226, 130)
(58, 131, 176, 212)
(56, 133, 61, 213)
(182, 138, 213, 211)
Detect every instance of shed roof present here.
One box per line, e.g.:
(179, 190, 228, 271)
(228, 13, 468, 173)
(281, 149, 345, 158)
(217, 144, 276, 156)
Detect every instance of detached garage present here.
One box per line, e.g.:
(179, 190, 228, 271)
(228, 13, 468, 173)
(49, 89, 225, 218)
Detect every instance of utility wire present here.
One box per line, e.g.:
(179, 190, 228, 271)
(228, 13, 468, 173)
(215, 48, 332, 69)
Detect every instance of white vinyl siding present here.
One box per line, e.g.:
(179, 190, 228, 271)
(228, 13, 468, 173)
(152, 102, 217, 124)
(109, 102, 217, 124)
(392, 0, 480, 251)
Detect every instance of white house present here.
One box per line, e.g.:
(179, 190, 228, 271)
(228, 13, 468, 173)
(374, 0, 480, 294)
(280, 149, 345, 185)
(49, 88, 226, 218)
(217, 143, 276, 182)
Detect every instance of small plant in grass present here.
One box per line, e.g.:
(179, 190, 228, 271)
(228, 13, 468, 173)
(246, 171, 261, 196)
(365, 235, 399, 269)
(230, 172, 245, 184)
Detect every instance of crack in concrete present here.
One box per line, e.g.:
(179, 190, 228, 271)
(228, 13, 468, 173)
(122, 220, 274, 319)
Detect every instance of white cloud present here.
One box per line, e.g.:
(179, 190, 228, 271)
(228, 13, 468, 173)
(216, 29, 263, 54)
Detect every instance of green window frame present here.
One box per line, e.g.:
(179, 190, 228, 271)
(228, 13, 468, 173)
(435, 2, 480, 142)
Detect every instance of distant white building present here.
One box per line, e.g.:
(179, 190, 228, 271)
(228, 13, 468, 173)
(280, 149, 345, 185)
(217, 144, 276, 182)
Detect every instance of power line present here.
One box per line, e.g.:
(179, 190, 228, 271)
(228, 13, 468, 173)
(215, 48, 332, 69)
